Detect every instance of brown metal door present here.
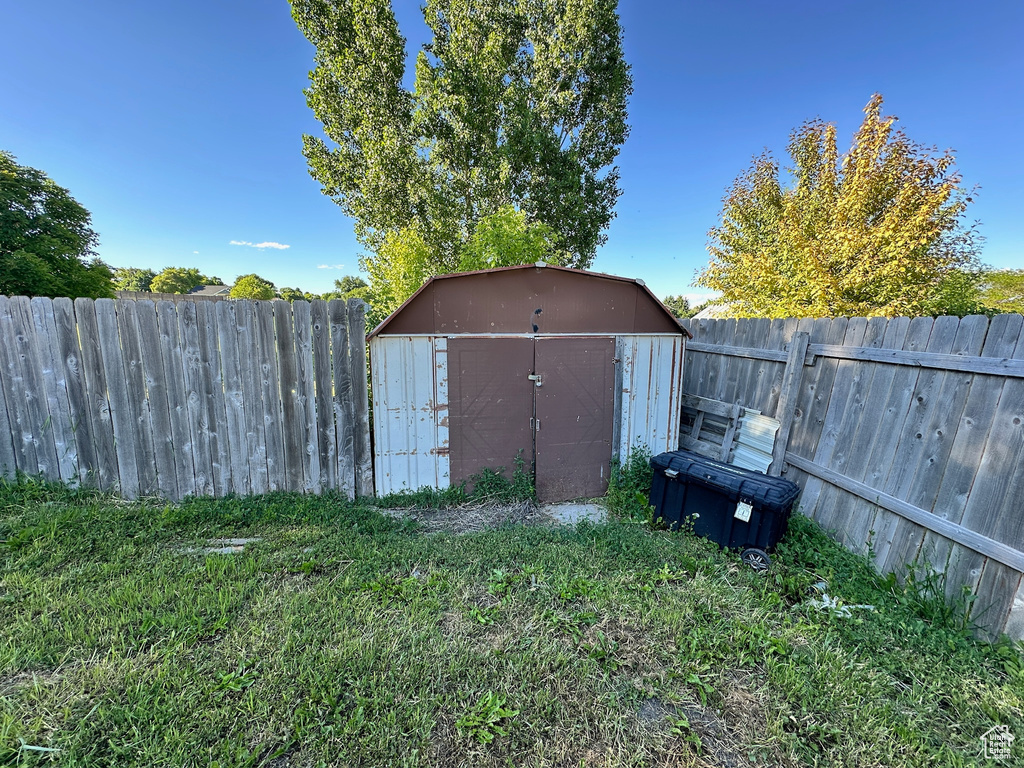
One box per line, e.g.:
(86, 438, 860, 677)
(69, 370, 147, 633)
(534, 337, 615, 501)
(447, 337, 535, 486)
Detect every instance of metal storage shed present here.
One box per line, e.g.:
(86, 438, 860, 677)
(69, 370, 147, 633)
(367, 264, 690, 502)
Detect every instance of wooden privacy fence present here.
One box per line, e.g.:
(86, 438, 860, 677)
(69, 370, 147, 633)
(0, 296, 372, 501)
(680, 314, 1024, 641)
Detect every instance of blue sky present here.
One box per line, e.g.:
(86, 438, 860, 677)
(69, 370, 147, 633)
(2, 0, 1021, 302)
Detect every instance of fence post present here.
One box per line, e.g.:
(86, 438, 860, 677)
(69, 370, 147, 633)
(768, 331, 809, 476)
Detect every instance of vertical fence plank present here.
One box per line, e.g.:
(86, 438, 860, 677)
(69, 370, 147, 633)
(10, 299, 61, 481)
(157, 301, 197, 498)
(274, 301, 305, 492)
(95, 299, 141, 498)
(255, 301, 287, 492)
(216, 300, 251, 496)
(740, 318, 774, 410)
(291, 301, 321, 492)
(29, 298, 78, 484)
(763, 319, 801, 418)
(349, 299, 373, 497)
(0, 371, 15, 479)
(197, 302, 232, 496)
(235, 300, 269, 495)
(0, 297, 41, 477)
(115, 299, 160, 496)
(311, 299, 337, 491)
(330, 299, 356, 498)
(0, 318, 16, 479)
(74, 298, 119, 491)
(177, 301, 214, 497)
(136, 300, 179, 500)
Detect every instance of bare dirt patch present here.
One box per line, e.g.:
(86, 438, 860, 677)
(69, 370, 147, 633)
(382, 499, 549, 534)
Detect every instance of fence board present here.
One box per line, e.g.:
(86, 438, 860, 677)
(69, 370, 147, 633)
(273, 301, 305, 492)
(29, 298, 78, 484)
(734, 318, 771, 409)
(0, 347, 16, 478)
(73, 298, 119, 491)
(234, 300, 270, 495)
(349, 299, 373, 497)
(310, 300, 336, 491)
(254, 301, 287, 492)
(196, 302, 232, 496)
(95, 299, 142, 498)
(135, 301, 179, 499)
(4, 298, 59, 480)
(216, 300, 251, 496)
(292, 300, 321, 492)
(156, 301, 198, 497)
(114, 299, 160, 496)
(177, 301, 214, 497)
(50, 298, 93, 486)
(330, 299, 356, 498)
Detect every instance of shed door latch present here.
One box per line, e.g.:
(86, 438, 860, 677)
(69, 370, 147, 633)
(528, 374, 542, 387)
(531, 417, 541, 431)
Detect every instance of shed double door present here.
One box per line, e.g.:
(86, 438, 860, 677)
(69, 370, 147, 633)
(448, 336, 615, 502)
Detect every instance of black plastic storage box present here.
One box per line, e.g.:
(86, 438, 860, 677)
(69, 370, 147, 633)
(649, 450, 801, 570)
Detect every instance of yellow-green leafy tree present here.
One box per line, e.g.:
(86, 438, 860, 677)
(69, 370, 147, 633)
(229, 274, 276, 300)
(698, 95, 981, 318)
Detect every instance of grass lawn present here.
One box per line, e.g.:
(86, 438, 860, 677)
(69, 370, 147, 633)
(1, 472, 1022, 767)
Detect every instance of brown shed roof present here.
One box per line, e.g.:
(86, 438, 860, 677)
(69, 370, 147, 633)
(368, 264, 691, 338)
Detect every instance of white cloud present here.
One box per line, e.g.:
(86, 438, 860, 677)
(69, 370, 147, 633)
(317, 264, 346, 270)
(193, 251, 199, 254)
(229, 240, 291, 250)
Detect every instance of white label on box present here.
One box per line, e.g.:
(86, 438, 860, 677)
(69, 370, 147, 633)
(734, 501, 753, 523)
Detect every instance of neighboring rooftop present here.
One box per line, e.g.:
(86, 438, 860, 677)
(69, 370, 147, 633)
(189, 284, 231, 296)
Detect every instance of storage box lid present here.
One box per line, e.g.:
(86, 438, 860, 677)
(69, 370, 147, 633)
(650, 449, 801, 512)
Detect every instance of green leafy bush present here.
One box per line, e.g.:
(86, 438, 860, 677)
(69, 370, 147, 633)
(605, 445, 654, 522)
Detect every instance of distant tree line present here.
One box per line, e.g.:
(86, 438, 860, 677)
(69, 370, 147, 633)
(112, 266, 370, 306)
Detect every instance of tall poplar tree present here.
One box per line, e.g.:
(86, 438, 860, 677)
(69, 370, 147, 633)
(291, 0, 631, 287)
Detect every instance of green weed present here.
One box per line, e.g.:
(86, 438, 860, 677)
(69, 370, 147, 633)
(606, 445, 655, 522)
(455, 691, 520, 744)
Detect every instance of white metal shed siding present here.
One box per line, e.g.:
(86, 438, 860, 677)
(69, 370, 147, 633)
(616, 335, 684, 462)
(370, 333, 683, 496)
(370, 336, 449, 495)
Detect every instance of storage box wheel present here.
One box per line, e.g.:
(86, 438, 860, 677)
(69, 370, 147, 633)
(648, 450, 801, 563)
(741, 547, 771, 572)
